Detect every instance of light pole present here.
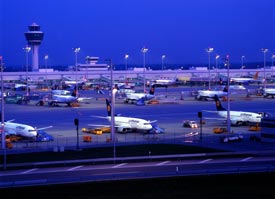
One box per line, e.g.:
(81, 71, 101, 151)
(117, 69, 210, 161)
(215, 54, 220, 69)
(206, 47, 214, 90)
(262, 48, 268, 90)
(225, 54, 231, 134)
(0, 56, 6, 170)
(215, 54, 220, 82)
(73, 47, 80, 97)
(271, 54, 275, 67)
(161, 55, 166, 70)
(23, 46, 31, 96)
(107, 58, 117, 163)
(241, 55, 245, 68)
(44, 54, 48, 86)
(125, 54, 129, 71)
(141, 47, 148, 93)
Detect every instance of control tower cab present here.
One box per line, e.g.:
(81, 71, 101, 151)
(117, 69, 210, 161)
(24, 22, 44, 71)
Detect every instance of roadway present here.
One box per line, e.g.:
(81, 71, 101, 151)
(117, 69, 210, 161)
(1, 153, 275, 188)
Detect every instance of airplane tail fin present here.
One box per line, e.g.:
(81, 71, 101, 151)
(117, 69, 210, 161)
(149, 85, 155, 95)
(214, 95, 226, 111)
(71, 85, 78, 97)
(106, 98, 112, 116)
(253, 71, 259, 80)
(223, 86, 228, 92)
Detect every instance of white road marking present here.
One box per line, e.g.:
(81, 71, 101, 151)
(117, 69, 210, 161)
(156, 161, 171, 166)
(67, 165, 83, 171)
(112, 163, 128, 168)
(199, 159, 213, 163)
(21, 168, 38, 174)
(241, 157, 253, 162)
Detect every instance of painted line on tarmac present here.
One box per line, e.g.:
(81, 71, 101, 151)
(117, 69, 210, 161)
(112, 163, 128, 168)
(198, 159, 213, 163)
(21, 168, 38, 174)
(67, 165, 84, 171)
(156, 161, 171, 166)
(240, 157, 253, 162)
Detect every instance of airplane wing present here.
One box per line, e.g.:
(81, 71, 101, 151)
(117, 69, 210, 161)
(6, 119, 15, 122)
(203, 117, 226, 121)
(35, 126, 53, 131)
(88, 124, 110, 127)
(201, 110, 218, 113)
(149, 120, 157, 123)
(88, 124, 133, 132)
(91, 116, 108, 119)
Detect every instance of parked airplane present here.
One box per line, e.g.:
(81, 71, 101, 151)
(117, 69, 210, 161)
(3, 120, 52, 139)
(263, 88, 275, 98)
(230, 71, 262, 84)
(61, 75, 87, 87)
(124, 86, 156, 104)
(196, 86, 228, 100)
(91, 99, 161, 133)
(48, 88, 78, 106)
(209, 95, 269, 126)
(149, 78, 178, 87)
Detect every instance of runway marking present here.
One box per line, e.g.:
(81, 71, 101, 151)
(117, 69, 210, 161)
(199, 159, 213, 163)
(21, 168, 38, 174)
(94, 171, 138, 176)
(67, 166, 83, 171)
(112, 163, 128, 168)
(156, 161, 171, 166)
(241, 157, 253, 162)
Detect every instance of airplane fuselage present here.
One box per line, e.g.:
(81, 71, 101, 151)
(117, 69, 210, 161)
(217, 111, 262, 125)
(107, 116, 153, 133)
(263, 88, 275, 98)
(4, 122, 37, 138)
(197, 90, 227, 100)
(150, 79, 176, 87)
(124, 93, 155, 104)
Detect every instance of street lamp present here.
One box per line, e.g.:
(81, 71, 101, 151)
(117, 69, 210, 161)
(125, 54, 129, 71)
(241, 55, 245, 68)
(141, 47, 148, 93)
(73, 47, 80, 97)
(106, 58, 117, 163)
(215, 54, 220, 81)
(215, 54, 220, 68)
(262, 48, 268, 90)
(0, 56, 6, 170)
(161, 55, 166, 70)
(206, 47, 214, 90)
(271, 54, 275, 67)
(225, 54, 231, 135)
(23, 46, 31, 96)
(44, 54, 48, 86)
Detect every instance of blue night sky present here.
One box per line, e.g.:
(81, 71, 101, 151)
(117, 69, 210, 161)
(0, 0, 274, 68)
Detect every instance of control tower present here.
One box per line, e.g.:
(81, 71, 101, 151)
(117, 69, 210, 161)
(24, 22, 44, 71)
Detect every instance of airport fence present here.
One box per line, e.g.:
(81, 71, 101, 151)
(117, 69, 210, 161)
(1, 128, 220, 154)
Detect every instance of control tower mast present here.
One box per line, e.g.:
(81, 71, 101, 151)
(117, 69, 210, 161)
(24, 22, 44, 71)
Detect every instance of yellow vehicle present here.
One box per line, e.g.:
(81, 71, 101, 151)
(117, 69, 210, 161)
(82, 127, 103, 135)
(213, 127, 227, 134)
(100, 126, 111, 133)
(82, 126, 111, 135)
(249, 123, 261, 131)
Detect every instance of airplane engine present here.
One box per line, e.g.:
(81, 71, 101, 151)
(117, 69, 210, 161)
(117, 127, 127, 133)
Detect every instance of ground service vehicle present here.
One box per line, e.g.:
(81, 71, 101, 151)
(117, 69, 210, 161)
(183, 120, 198, 128)
(220, 133, 244, 143)
(213, 127, 227, 134)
